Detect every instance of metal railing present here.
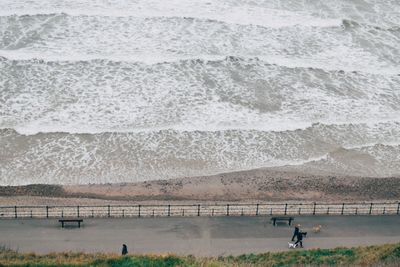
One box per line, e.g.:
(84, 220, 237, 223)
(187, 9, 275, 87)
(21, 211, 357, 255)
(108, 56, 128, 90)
(0, 202, 399, 219)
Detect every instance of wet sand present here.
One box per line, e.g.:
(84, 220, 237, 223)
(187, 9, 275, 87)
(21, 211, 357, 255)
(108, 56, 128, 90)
(1, 168, 399, 205)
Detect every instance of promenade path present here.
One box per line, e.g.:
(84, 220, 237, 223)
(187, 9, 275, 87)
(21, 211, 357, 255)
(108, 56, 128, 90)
(1, 215, 399, 256)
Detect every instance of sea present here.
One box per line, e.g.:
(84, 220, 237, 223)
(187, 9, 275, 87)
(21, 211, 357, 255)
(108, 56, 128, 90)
(0, 0, 400, 185)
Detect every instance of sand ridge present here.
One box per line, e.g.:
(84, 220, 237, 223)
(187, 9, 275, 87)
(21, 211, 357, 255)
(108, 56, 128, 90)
(1, 169, 399, 205)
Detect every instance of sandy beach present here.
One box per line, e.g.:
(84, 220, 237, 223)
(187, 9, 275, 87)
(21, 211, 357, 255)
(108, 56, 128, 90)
(1, 167, 399, 206)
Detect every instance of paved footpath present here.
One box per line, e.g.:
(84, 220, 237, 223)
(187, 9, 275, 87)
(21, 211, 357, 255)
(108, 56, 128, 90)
(1, 215, 399, 256)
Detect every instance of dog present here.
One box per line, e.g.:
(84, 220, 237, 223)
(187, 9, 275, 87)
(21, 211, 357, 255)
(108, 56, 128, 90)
(312, 225, 322, 233)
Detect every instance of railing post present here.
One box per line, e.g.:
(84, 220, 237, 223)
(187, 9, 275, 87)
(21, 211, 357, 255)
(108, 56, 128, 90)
(108, 205, 111, 217)
(46, 206, 49, 218)
(256, 204, 259, 216)
(168, 205, 171, 216)
(327, 207, 330, 215)
(355, 208, 358, 215)
(14, 206, 17, 218)
(369, 203, 373, 215)
(197, 204, 200, 216)
(341, 203, 345, 215)
(122, 210, 125, 218)
(284, 203, 288, 215)
(138, 205, 141, 217)
(313, 202, 316, 215)
(227, 204, 230, 216)
(397, 203, 400, 215)
(383, 207, 386, 214)
(77, 205, 80, 218)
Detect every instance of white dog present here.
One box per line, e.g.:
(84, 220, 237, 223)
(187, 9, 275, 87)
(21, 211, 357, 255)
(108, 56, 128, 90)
(288, 242, 297, 249)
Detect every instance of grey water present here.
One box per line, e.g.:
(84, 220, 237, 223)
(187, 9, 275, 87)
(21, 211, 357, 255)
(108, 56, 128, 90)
(0, 0, 400, 185)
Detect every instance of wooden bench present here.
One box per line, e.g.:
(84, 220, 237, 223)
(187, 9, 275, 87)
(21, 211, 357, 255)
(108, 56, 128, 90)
(271, 217, 294, 226)
(59, 219, 83, 228)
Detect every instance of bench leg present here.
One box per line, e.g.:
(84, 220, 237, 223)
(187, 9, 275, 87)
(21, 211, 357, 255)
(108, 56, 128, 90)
(273, 219, 276, 226)
(61, 222, 64, 228)
(78, 222, 80, 228)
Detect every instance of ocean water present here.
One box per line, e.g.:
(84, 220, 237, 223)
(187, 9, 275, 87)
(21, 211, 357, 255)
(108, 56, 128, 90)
(0, 0, 399, 185)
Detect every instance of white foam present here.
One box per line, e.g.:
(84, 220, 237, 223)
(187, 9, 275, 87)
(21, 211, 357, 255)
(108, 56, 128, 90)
(2, 120, 400, 185)
(2, 53, 400, 136)
(1, 0, 400, 184)
(345, 142, 400, 150)
(0, 1, 343, 28)
(1, 51, 398, 76)
(8, 117, 400, 136)
(0, 50, 225, 65)
(0, 12, 398, 75)
(258, 55, 400, 76)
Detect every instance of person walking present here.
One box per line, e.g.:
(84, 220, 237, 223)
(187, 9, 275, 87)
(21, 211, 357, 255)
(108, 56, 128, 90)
(294, 231, 305, 248)
(122, 244, 128, 255)
(291, 224, 300, 241)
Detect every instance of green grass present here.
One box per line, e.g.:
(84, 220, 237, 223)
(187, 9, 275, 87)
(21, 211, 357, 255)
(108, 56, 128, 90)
(1, 243, 400, 267)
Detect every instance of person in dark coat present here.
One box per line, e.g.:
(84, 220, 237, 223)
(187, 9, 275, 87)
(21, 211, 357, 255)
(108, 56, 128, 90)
(291, 224, 300, 241)
(295, 231, 306, 248)
(122, 244, 128, 255)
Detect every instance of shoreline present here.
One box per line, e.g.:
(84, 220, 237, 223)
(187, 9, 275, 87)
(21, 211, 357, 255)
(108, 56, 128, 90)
(1, 168, 399, 206)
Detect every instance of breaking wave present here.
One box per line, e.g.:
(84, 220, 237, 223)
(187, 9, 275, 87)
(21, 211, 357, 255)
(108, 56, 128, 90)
(1, 0, 400, 185)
